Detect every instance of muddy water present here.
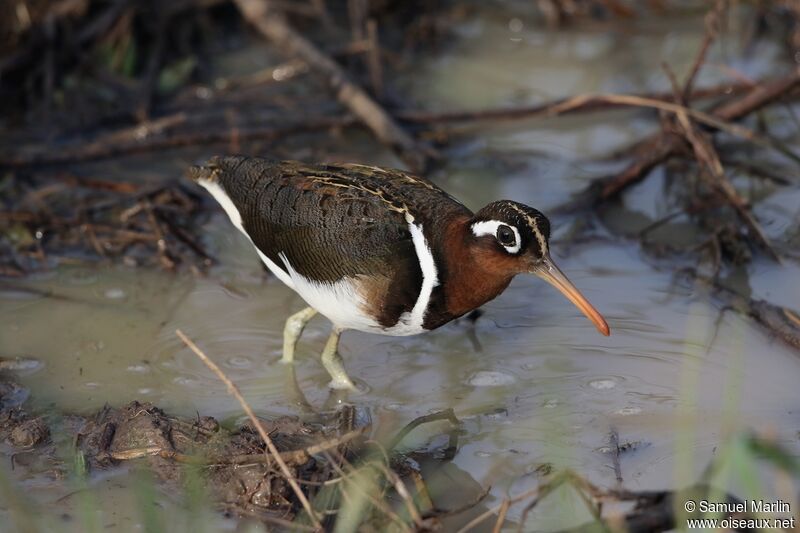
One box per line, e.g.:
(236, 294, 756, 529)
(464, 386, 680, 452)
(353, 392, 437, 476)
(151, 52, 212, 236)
(3, 9, 800, 531)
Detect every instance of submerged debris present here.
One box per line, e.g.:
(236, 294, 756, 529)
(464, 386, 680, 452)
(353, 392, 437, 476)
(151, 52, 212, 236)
(0, 363, 467, 529)
(0, 173, 213, 273)
(8, 416, 49, 448)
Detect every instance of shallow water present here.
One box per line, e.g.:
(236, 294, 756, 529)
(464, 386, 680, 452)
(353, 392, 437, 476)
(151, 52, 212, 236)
(2, 7, 800, 531)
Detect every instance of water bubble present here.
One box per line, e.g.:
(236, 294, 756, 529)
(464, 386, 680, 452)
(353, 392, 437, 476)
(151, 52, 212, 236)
(104, 288, 126, 300)
(486, 408, 508, 419)
(225, 356, 253, 369)
(467, 370, 516, 387)
(616, 406, 642, 416)
(173, 376, 200, 387)
(474, 450, 492, 458)
(543, 399, 559, 408)
(88, 340, 105, 352)
(589, 378, 617, 390)
(126, 364, 150, 374)
(138, 388, 154, 395)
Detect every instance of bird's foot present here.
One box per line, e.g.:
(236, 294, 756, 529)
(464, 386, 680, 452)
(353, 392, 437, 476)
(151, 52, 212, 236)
(328, 376, 357, 391)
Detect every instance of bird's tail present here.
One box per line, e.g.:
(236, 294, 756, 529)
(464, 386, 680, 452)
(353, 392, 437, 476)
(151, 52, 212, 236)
(186, 156, 223, 184)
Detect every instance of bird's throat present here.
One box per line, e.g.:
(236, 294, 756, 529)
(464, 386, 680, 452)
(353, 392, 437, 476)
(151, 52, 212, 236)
(439, 218, 515, 319)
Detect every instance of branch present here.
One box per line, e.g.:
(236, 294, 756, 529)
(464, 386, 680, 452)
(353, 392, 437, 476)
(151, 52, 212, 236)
(175, 329, 322, 529)
(594, 70, 800, 201)
(233, 0, 427, 171)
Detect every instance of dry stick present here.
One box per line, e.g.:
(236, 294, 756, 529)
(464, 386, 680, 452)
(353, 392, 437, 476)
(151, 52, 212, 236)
(0, 116, 357, 168)
(322, 449, 411, 532)
(673, 97, 780, 260)
(136, 13, 168, 121)
(233, 0, 426, 171)
(681, 271, 800, 349)
(609, 428, 623, 485)
(516, 480, 563, 533)
(397, 81, 755, 124)
(550, 93, 800, 163)
(662, 1, 779, 259)
(175, 329, 322, 530)
(105, 428, 366, 465)
(408, 469, 434, 514)
(458, 471, 610, 533)
(428, 485, 492, 519)
(366, 19, 384, 98)
(387, 408, 460, 452)
(0, 81, 761, 170)
(455, 485, 541, 533)
(516, 473, 607, 533)
(221, 504, 319, 532)
(596, 70, 800, 201)
(682, 0, 725, 103)
(491, 499, 511, 533)
(374, 462, 424, 529)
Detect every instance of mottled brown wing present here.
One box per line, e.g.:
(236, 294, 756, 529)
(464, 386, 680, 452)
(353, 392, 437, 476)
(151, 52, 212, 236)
(191, 156, 464, 326)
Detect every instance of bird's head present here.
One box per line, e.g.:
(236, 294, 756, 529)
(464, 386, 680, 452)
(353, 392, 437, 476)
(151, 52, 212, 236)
(468, 200, 610, 336)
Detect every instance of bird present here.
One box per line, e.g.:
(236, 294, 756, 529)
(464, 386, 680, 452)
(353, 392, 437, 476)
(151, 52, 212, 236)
(188, 155, 610, 390)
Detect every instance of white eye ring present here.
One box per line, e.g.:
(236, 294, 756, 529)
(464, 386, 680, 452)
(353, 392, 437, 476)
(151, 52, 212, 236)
(471, 220, 522, 254)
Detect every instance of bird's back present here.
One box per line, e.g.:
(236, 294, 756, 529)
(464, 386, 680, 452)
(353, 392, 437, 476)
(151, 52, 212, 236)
(189, 156, 471, 333)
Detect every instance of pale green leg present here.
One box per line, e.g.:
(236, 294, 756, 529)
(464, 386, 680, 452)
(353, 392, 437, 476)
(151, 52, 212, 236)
(321, 327, 356, 390)
(281, 307, 318, 363)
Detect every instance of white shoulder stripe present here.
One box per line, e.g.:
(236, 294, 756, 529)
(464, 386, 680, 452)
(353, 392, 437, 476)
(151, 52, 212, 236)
(385, 213, 439, 334)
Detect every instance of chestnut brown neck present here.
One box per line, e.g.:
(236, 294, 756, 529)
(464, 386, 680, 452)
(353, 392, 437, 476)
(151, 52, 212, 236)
(439, 216, 516, 318)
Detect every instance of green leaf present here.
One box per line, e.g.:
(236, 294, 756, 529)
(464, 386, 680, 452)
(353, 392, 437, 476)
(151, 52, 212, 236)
(157, 58, 197, 94)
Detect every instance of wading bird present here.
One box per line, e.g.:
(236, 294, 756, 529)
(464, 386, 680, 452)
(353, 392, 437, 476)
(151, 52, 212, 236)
(190, 156, 610, 390)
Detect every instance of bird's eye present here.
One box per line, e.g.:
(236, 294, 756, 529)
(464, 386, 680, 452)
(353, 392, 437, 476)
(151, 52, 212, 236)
(496, 225, 516, 247)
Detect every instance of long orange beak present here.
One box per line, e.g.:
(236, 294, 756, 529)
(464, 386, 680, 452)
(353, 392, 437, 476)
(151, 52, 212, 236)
(532, 255, 610, 336)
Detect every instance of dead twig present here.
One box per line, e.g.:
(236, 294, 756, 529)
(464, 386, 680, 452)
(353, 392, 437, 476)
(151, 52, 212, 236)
(681, 269, 800, 350)
(322, 449, 411, 532)
(102, 428, 366, 466)
(672, 100, 780, 260)
(387, 408, 460, 455)
(609, 428, 623, 485)
(366, 19, 383, 99)
(592, 71, 800, 202)
(564, 92, 800, 164)
(233, 0, 427, 171)
(0, 116, 357, 168)
(397, 81, 756, 124)
(682, 0, 726, 103)
(491, 499, 510, 533)
(175, 329, 322, 529)
(0, 80, 780, 171)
